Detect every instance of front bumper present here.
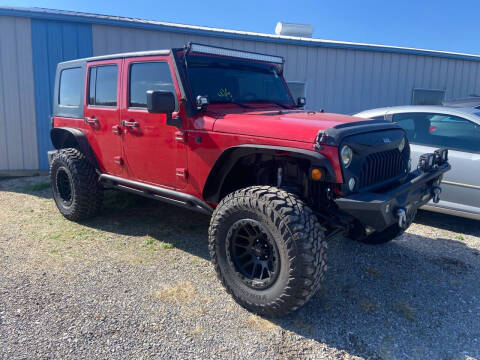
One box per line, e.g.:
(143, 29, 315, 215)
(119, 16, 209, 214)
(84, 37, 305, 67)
(335, 158, 450, 232)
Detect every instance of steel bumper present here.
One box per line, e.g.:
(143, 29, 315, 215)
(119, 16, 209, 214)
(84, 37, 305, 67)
(335, 162, 451, 232)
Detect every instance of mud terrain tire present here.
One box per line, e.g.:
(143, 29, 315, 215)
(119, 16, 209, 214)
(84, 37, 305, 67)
(208, 186, 327, 317)
(50, 148, 103, 221)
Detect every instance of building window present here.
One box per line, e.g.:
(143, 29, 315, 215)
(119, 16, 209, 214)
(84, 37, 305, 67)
(59, 67, 83, 106)
(411, 88, 445, 105)
(88, 65, 118, 107)
(129, 62, 175, 108)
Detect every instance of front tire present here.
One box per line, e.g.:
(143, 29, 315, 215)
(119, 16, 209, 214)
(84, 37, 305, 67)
(208, 186, 327, 317)
(50, 148, 103, 221)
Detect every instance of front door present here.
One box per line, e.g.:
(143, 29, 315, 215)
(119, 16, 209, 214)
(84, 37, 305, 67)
(84, 60, 123, 176)
(120, 56, 187, 189)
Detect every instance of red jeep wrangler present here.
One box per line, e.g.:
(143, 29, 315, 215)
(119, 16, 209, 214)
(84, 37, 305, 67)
(49, 43, 450, 316)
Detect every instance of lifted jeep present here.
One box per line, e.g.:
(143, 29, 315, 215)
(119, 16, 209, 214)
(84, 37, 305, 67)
(49, 43, 450, 316)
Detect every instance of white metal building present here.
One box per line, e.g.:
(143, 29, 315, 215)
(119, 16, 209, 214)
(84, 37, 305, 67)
(1, 6, 480, 174)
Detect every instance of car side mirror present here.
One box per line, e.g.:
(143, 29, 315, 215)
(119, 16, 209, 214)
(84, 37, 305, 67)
(146, 90, 181, 127)
(296, 97, 306, 107)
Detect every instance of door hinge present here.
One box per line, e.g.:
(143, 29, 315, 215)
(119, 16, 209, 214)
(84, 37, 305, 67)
(114, 156, 124, 166)
(176, 168, 187, 179)
(175, 131, 186, 143)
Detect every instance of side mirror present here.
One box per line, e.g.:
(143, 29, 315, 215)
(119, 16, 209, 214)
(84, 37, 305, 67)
(147, 90, 181, 127)
(147, 90, 175, 113)
(296, 97, 306, 107)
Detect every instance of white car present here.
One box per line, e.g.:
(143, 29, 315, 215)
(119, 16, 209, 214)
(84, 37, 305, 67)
(355, 105, 480, 220)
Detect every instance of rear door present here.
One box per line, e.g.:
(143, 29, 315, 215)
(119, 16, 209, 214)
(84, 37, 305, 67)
(120, 56, 187, 189)
(392, 112, 480, 215)
(84, 60, 124, 175)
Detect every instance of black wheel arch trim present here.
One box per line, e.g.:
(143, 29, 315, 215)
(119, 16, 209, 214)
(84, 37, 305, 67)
(50, 127, 99, 169)
(203, 144, 337, 203)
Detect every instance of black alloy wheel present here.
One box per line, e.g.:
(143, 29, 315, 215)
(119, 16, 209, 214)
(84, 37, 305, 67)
(226, 219, 280, 289)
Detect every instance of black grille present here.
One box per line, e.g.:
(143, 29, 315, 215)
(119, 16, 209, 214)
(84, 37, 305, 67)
(359, 149, 406, 189)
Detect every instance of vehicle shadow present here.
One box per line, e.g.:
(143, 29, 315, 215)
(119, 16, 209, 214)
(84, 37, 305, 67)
(273, 232, 480, 359)
(415, 209, 480, 236)
(82, 192, 480, 359)
(5, 181, 480, 359)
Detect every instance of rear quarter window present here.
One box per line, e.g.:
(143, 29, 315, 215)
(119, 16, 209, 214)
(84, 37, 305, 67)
(59, 67, 83, 107)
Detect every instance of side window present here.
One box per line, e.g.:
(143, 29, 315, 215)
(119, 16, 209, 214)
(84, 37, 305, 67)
(428, 114, 480, 152)
(129, 62, 175, 108)
(392, 113, 420, 139)
(59, 67, 83, 106)
(88, 65, 118, 107)
(393, 112, 480, 152)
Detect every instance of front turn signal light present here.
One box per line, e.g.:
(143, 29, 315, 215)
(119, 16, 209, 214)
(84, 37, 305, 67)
(311, 168, 324, 181)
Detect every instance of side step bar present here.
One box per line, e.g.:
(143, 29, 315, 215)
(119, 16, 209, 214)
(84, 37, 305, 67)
(99, 174, 213, 215)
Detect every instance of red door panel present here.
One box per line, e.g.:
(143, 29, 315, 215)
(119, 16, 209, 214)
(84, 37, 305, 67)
(84, 59, 124, 176)
(120, 56, 187, 189)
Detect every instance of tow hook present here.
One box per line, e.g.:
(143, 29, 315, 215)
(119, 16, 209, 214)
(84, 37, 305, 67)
(396, 208, 407, 228)
(432, 186, 441, 204)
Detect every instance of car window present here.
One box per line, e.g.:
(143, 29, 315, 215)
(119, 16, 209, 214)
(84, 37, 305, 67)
(392, 112, 480, 152)
(59, 67, 83, 106)
(88, 65, 118, 107)
(129, 62, 175, 108)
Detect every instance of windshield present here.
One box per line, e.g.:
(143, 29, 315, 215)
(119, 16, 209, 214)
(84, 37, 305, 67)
(186, 55, 294, 107)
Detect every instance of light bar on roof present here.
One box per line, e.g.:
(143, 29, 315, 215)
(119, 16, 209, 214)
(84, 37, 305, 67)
(189, 43, 284, 64)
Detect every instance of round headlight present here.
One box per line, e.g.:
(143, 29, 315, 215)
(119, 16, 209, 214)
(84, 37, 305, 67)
(398, 136, 406, 152)
(340, 145, 353, 167)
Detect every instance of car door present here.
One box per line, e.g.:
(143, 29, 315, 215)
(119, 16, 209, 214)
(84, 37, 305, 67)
(120, 56, 187, 189)
(84, 60, 124, 176)
(391, 112, 480, 216)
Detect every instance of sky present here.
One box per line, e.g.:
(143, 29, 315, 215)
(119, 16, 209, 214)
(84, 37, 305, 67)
(3, 0, 480, 55)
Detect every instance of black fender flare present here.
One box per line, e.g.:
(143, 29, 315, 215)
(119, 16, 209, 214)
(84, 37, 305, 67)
(202, 144, 337, 203)
(50, 127, 99, 169)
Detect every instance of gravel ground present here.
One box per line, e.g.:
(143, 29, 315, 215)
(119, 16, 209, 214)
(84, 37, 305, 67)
(0, 175, 479, 360)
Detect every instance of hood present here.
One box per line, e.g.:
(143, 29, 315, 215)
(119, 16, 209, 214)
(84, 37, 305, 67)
(210, 108, 367, 143)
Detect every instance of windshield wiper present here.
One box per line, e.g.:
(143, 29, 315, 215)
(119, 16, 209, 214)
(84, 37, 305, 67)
(249, 100, 293, 110)
(211, 100, 252, 109)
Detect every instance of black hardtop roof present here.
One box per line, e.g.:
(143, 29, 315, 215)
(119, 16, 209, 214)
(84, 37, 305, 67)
(58, 49, 173, 66)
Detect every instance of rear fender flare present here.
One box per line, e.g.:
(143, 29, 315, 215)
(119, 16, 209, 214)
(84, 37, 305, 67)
(50, 127, 99, 169)
(202, 144, 337, 203)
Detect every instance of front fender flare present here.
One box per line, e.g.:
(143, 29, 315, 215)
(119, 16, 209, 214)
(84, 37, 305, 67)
(202, 144, 337, 203)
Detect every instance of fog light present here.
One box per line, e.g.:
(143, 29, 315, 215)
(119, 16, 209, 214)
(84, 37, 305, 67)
(434, 148, 448, 165)
(348, 177, 356, 191)
(418, 153, 435, 171)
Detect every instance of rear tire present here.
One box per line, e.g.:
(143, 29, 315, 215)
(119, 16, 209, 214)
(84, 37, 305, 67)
(208, 186, 327, 317)
(50, 148, 103, 221)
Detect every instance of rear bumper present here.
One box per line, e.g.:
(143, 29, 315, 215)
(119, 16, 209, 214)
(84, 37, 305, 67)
(335, 162, 450, 231)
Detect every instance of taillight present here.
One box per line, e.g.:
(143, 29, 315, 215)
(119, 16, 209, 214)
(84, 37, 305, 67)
(429, 125, 437, 133)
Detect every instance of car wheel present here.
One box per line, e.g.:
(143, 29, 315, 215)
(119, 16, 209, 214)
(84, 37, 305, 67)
(50, 148, 103, 221)
(208, 186, 327, 316)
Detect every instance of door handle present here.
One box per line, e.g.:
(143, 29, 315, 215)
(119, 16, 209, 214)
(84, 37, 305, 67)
(84, 116, 98, 125)
(121, 120, 139, 128)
